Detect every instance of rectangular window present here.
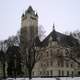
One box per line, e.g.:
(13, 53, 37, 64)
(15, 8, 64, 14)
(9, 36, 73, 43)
(32, 72, 34, 76)
(41, 63, 43, 67)
(67, 71, 69, 76)
(46, 62, 49, 66)
(57, 61, 60, 67)
(71, 63, 73, 68)
(72, 71, 74, 76)
(66, 62, 69, 67)
(50, 70, 53, 76)
(61, 62, 64, 67)
(50, 49, 53, 56)
(40, 71, 42, 75)
(46, 51, 49, 57)
(50, 60, 53, 66)
(62, 70, 64, 76)
(58, 70, 60, 76)
(46, 71, 49, 76)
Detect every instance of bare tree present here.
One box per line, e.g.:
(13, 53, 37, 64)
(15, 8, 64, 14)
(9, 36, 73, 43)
(38, 25, 46, 41)
(0, 41, 7, 79)
(0, 32, 21, 78)
(4, 33, 20, 48)
(20, 27, 42, 80)
(0, 50, 6, 79)
(6, 46, 23, 78)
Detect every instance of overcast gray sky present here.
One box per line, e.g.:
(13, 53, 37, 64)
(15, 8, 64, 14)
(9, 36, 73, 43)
(0, 0, 80, 40)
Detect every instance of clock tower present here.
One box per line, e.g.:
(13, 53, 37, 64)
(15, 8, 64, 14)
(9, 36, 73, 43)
(21, 6, 38, 47)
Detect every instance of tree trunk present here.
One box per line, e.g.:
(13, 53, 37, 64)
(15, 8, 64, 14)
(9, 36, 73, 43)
(3, 63, 6, 78)
(28, 69, 32, 80)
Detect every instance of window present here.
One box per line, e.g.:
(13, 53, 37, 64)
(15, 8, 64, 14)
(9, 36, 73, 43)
(50, 49, 53, 56)
(78, 33, 80, 38)
(71, 63, 73, 68)
(57, 61, 60, 67)
(50, 70, 53, 76)
(61, 61, 64, 67)
(32, 72, 34, 75)
(62, 70, 64, 76)
(66, 62, 69, 67)
(78, 71, 80, 75)
(58, 70, 61, 76)
(40, 63, 43, 67)
(57, 60, 64, 67)
(73, 33, 76, 37)
(46, 51, 49, 57)
(46, 71, 49, 76)
(50, 60, 53, 66)
(46, 62, 49, 66)
(39, 71, 42, 75)
(72, 71, 74, 76)
(67, 71, 69, 76)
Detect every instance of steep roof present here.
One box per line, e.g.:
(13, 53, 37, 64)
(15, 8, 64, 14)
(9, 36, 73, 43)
(36, 29, 79, 47)
(25, 6, 34, 14)
(27, 6, 34, 12)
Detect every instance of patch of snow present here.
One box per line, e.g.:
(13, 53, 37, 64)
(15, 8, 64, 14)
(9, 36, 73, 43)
(6, 77, 80, 80)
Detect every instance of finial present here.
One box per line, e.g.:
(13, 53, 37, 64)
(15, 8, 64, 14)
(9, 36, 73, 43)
(53, 24, 55, 30)
(22, 13, 24, 17)
(35, 12, 38, 17)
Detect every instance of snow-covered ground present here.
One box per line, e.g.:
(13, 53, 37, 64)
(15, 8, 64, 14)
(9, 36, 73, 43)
(6, 77, 80, 80)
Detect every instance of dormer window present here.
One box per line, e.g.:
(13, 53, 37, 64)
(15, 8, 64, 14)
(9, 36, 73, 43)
(49, 36, 53, 41)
